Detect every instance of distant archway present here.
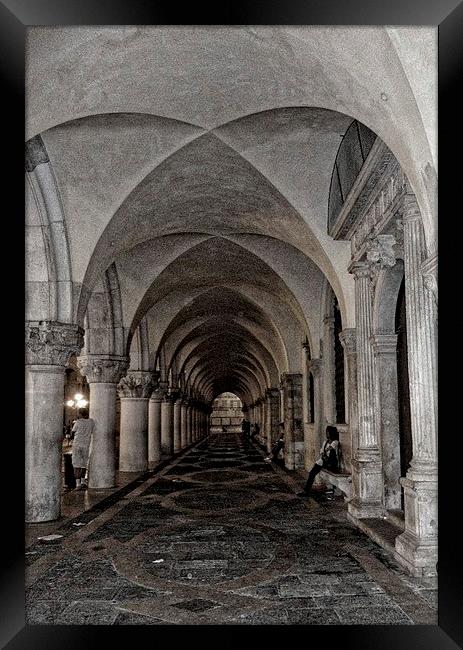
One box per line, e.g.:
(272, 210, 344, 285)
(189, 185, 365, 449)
(210, 393, 243, 433)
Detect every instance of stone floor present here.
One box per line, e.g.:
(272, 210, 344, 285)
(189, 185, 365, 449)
(25, 433, 438, 625)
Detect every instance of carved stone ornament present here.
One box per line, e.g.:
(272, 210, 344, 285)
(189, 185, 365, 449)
(26, 321, 84, 366)
(421, 254, 438, 305)
(365, 234, 397, 269)
(339, 328, 356, 354)
(77, 355, 129, 384)
(118, 371, 154, 398)
(308, 359, 322, 376)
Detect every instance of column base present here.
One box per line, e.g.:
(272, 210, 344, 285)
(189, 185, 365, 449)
(395, 530, 437, 577)
(347, 497, 384, 520)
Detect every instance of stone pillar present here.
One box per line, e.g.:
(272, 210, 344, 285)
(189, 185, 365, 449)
(307, 359, 323, 468)
(161, 393, 174, 455)
(339, 329, 358, 472)
(118, 371, 153, 472)
(148, 386, 164, 465)
(280, 373, 303, 470)
(172, 392, 182, 452)
(180, 398, 189, 447)
(371, 334, 401, 510)
(394, 194, 438, 576)
(265, 389, 280, 453)
(77, 355, 128, 488)
(347, 262, 384, 519)
(26, 321, 84, 522)
(323, 314, 336, 425)
(186, 400, 193, 445)
(302, 342, 312, 468)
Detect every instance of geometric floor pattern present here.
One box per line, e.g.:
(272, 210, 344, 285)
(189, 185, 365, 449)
(25, 433, 438, 625)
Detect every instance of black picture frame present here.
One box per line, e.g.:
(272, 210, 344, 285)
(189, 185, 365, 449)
(3, 0, 460, 647)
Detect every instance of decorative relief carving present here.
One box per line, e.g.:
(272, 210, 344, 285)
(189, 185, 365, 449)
(26, 321, 84, 366)
(421, 254, 438, 304)
(365, 235, 397, 269)
(77, 355, 129, 384)
(350, 165, 405, 258)
(118, 371, 154, 398)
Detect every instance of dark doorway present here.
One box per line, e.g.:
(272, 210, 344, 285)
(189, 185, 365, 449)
(334, 298, 345, 423)
(395, 278, 412, 510)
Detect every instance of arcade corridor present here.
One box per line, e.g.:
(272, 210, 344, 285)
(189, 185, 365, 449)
(25, 434, 437, 625)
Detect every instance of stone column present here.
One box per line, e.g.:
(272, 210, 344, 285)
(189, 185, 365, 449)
(118, 371, 153, 472)
(339, 329, 358, 472)
(371, 334, 401, 510)
(172, 392, 182, 452)
(148, 386, 164, 465)
(347, 262, 383, 519)
(301, 342, 312, 468)
(265, 389, 280, 453)
(77, 355, 128, 488)
(186, 400, 193, 445)
(395, 194, 438, 576)
(180, 398, 189, 447)
(307, 359, 323, 468)
(26, 321, 84, 522)
(161, 393, 174, 456)
(280, 373, 303, 470)
(323, 314, 336, 425)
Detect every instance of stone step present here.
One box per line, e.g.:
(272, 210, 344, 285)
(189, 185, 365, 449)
(355, 517, 403, 555)
(386, 509, 405, 531)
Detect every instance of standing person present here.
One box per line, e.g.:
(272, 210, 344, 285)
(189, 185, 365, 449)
(297, 426, 340, 496)
(71, 408, 94, 490)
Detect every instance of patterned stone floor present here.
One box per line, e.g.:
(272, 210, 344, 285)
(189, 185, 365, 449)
(25, 433, 437, 625)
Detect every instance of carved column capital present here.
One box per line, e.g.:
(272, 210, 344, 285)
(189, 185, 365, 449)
(348, 260, 372, 279)
(339, 328, 356, 354)
(307, 359, 322, 376)
(365, 234, 397, 269)
(77, 355, 129, 383)
(26, 321, 84, 366)
(117, 371, 154, 398)
(265, 388, 280, 400)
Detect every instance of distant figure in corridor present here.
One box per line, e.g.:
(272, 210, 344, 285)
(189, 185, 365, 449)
(297, 426, 340, 496)
(241, 418, 251, 438)
(251, 422, 260, 440)
(71, 408, 94, 490)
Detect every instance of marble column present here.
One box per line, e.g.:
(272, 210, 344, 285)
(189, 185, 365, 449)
(302, 342, 312, 468)
(161, 393, 174, 455)
(323, 314, 337, 425)
(77, 355, 128, 488)
(180, 398, 189, 448)
(307, 359, 323, 468)
(371, 334, 401, 510)
(118, 371, 153, 472)
(348, 262, 384, 519)
(26, 321, 84, 522)
(280, 373, 303, 470)
(265, 388, 280, 453)
(172, 392, 182, 452)
(395, 194, 438, 577)
(339, 329, 358, 473)
(148, 386, 164, 465)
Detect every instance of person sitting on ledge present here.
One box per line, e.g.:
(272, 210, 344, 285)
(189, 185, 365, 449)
(264, 423, 285, 462)
(297, 425, 340, 496)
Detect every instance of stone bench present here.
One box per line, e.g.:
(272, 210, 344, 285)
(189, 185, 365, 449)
(319, 468, 352, 501)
